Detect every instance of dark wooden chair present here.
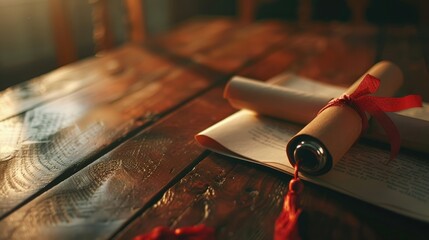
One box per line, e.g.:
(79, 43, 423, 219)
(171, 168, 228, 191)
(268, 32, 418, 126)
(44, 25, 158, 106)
(49, 0, 255, 67)
(239, 0, 427, 26)
(47, 0, 427, 68)
(48, 0, 145, 66)
(238, 0, 371, 24)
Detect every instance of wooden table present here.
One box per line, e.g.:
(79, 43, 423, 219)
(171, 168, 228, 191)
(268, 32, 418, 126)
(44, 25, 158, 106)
(0, 18, 428, 240)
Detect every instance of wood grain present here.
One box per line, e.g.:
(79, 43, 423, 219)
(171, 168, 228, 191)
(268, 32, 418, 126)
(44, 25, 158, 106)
(238, 23, 378, 85)
(155, 20, 292, 75)
(188, 22, 290, 73)
(0, 45, 171, 161)
(0, 87, 236, 240)
(0, 45, 211, 219)
(118, 153, 289, 240)
(0, 19, 289, 233)
(154, 18, 237, 57)
(287, 24, 377, 86)
(0, 45, 148, 122)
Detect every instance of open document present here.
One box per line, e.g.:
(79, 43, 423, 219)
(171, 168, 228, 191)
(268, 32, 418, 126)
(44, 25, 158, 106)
(196, 73, 429, 222)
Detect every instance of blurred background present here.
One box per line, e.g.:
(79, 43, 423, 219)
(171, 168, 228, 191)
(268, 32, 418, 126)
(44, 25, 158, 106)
(0, 0, 426, 90)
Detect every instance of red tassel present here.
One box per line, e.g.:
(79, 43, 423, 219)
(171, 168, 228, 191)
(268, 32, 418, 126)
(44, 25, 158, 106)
(275, 163, 303, 240)
(135, 166, 305, 240)
(134, 224, 215, 240)
(134, 227, 176, 240)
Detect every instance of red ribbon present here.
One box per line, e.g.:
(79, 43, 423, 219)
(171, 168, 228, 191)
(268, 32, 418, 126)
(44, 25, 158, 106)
(318, 74, 422, 160)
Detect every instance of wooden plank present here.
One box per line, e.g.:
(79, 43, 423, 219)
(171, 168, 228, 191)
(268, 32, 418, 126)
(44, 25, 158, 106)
(188, 22, 291, 73)
(117, 153, 289, 240)
(0, 87, 237, 240)
(116, 23, 393, 239)
(237, 23, 378, 85)
(0, 45, 143, 122)
(154, 18, 238, 57)
(0, 46, 209, 219)
(154, 19, 293, 73)
(155, 19, 295, 76)
(155, 20, 294, 74)
(286, 23, 377, 86)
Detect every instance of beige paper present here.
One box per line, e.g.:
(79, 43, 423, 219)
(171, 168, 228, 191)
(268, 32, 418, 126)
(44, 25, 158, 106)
(224, 76, 343, 124)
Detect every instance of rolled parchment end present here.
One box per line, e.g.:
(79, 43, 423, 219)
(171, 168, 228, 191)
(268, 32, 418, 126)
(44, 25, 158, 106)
(224, 76, 332, 124)
(287, 61, 403, 176)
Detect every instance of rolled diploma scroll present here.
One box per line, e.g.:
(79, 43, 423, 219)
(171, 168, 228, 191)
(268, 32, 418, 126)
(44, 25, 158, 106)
(224, 76, 333, 125)
(225, 61, 405, 175)
(287, 61, 404, 175)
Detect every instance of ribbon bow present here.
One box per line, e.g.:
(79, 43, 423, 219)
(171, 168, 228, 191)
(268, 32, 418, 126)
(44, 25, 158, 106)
(318, 74, 422, 160)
